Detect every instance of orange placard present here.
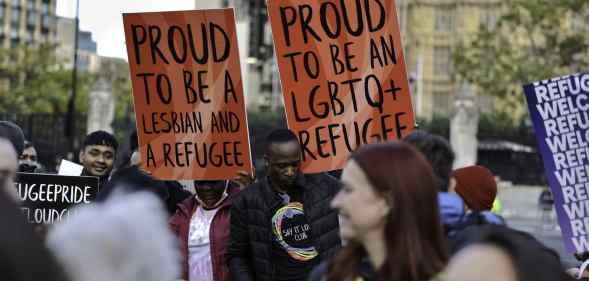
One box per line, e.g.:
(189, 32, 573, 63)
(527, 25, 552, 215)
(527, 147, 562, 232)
(267, 0, 416, 173)
(123, 9, 252, 180)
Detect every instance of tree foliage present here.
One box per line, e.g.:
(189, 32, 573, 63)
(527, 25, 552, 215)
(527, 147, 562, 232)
(454, 0, 589, 120)
(0, 43, 95, 114)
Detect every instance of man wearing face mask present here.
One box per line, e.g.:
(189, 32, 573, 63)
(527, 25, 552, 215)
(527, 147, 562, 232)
(18, 141, 43, 173)
(169, 180, 240, 281)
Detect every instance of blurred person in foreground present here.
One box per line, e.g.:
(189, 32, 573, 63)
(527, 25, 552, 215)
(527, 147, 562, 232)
(97, 165, 190, 216)
(169, 180, 240, 281)
(0, 120, 24, 155)
(97, 130, 191, 215)
(78, 130, 118, 186)
(228, 129, 341, 281)
(0, 165, 70, 281)
(309, 142, 447, 281)
(0, 121, 24, 200)
(0, 138, 19, 201)
(445, 225, 568, 281)
(46, 191, 179, 281)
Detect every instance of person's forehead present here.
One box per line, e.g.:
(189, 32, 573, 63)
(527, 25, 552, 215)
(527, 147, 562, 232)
(85, 144, 115, 153)
(268, 141, 299, 157)
(341, 160, 370, 187)
(23, 146, 36, 154)
(445, 244, 517, 281)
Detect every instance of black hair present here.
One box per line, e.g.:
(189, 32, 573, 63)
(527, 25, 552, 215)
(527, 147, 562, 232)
(96, 166, 168, 202)
(24, 140, 34, 150)
(403, 130, 455, 191)
(0, 121, 25, 155)
(113, 130, 138, 171)
(82, 130, 119, 152)
(129, 130, 138, 152)
(264, 129, 298, 155)
(451, 225, 566, 281)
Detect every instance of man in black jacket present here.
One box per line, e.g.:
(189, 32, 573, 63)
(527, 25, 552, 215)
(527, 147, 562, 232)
(228, 129, 341, 281)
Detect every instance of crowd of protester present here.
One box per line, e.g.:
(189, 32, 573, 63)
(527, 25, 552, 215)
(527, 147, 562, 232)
(0, 119, 583, 281)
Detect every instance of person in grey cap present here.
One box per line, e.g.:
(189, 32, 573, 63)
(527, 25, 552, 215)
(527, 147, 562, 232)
(0, 121, 25, 156)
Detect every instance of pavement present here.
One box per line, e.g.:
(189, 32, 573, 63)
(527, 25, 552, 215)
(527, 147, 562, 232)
(498, 184, 578, 267)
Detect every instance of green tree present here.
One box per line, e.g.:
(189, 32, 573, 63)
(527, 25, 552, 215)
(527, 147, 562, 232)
(454, 0, 589, 122)
(0, 43, 94, 114)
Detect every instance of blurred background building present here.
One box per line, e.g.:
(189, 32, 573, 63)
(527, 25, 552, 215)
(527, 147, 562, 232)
(196, 0, 504, 120)
(398, 0, 500, 120)
(56, 16, 99, 71)
(0, 0, 57, 48)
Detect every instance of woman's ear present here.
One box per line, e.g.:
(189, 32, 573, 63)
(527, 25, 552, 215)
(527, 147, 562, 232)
(378, 199, 391, 217)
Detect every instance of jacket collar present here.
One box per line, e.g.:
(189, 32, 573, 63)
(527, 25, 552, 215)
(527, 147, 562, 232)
(260, 173, 310, 211)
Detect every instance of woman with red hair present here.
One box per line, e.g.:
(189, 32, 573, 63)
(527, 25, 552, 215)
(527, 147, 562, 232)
(309, 142, 448, 281)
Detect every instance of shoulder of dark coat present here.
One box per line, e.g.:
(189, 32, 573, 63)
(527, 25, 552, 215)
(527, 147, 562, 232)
(307, 260, 329, 281)
(305, 172, 341, 192)
(233, 179, 265, 204)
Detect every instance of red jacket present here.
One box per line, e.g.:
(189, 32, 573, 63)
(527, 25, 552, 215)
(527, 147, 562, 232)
(169, 186, 239, 281)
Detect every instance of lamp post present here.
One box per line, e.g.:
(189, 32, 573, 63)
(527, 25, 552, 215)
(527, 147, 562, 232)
(65, 0, 80, 155)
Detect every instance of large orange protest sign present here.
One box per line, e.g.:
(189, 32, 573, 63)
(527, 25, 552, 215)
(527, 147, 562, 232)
(267, 0, 416, 173)
(123, 9, 252, 180)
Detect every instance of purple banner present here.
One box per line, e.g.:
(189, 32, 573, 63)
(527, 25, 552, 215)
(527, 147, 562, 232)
(524, 73, 589, 253)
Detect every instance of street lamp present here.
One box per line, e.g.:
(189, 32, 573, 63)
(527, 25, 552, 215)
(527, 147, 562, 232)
(64, 0, 80, 154)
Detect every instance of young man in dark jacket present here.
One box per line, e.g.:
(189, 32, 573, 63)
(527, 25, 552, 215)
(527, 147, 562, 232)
(79, 130, 118, 187)
(170, 180, 239, 281)
(228, 129, 341, 281)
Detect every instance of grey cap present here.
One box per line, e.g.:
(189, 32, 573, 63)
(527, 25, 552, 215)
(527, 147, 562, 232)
(0, 121, 25, 155)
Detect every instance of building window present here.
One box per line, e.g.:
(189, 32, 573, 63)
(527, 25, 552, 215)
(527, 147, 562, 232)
(26, 10, 35, 25)
(10, 25, 17, 38)
(41, 14, 51, 29)
(41, 1, 48, 14)
(11, 7, 19, 24)
(11, 0, 19, 6)
(433, 91, 451, 116)
(479, 10, 498, 30)
(435, 8, 453, 32)
(26, 0, 34, 10)
(24, 29, 32, 42)
(433, 47, 451, 78)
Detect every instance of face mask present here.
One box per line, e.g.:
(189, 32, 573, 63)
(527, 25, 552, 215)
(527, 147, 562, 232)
(195, 180, 229, 209)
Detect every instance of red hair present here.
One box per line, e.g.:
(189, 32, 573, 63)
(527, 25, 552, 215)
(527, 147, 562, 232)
(327, 142, 447, 281)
